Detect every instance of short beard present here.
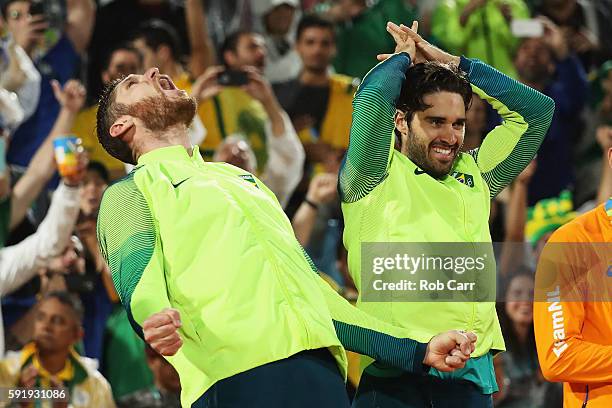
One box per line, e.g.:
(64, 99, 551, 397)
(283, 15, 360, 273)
(405, 130, 460, 179)
(123, 94, 197, 132)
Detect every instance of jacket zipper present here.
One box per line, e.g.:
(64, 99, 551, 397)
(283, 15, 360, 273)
(229, 186, 312, 346)
(454, 184, 477, 331)
(582, 385, 589, 408)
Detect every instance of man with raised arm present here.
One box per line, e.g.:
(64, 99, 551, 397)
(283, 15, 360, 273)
(340, 21, 555, 407)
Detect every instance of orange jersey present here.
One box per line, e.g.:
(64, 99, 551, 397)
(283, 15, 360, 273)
(534, 198, 612, 408)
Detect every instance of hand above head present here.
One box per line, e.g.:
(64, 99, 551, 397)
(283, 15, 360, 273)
(51, 79, 86, 114)
(376, 21, 417, 63)
(191, 66, 225, 104)
(377, 21, 460, 66)
(423, 330, 477, 372)
(143, 308, 183, 356)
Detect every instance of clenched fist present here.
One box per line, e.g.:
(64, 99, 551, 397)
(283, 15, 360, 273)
(143, 308, 183, 356)
(423, 330, 477, 372)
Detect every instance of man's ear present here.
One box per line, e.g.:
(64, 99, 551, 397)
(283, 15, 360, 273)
(109, 115, 135, 139)
(395, 110, 409, 136)
(608, 147, 612, 169)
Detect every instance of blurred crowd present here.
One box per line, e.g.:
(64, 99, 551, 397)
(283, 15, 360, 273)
(0, 0, 610, 407)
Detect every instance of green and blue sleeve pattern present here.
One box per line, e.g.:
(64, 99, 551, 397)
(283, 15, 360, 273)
(301, 248, 427, 374)
(96, 172, 156, 338)
(339, 53, 411, 203)
(461, 57, 555, 198)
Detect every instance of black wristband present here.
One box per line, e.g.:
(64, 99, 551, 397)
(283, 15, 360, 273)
(304, 198, 319, 210)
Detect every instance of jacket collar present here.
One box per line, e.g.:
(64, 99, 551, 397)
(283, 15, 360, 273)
(137, 145, 204, 166)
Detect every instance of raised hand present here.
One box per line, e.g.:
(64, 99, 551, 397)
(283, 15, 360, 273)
(376, 21, 418, 63)
(191, 66, 224, 103)
(60, 148, 88, 187)
(241, 66, 276, 107)
(12, 14, 48, 54)
(51, 80, 86, 114)
(398, 23, 460, 66)
(423, 330, 477, 372)
(143, 308, 183, 356)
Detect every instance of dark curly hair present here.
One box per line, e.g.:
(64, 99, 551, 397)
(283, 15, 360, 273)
(398, 61, 473, 126)
(96, 78, 136, 165)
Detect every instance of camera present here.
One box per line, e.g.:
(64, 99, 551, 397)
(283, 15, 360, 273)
(217, 70, 249, 87)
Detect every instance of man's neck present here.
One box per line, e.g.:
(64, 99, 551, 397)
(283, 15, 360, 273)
(299, 69, 329, 87)
(135, 125, 192, 159)
(37, 349, 69, 375)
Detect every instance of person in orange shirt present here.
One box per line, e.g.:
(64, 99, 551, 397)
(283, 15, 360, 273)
(534, 139, 612, 408)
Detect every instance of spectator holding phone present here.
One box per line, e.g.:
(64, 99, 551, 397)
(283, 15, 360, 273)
(192, 30, 304, 207)
(534, 0, 611, 70)
(0, 0, 95, 172)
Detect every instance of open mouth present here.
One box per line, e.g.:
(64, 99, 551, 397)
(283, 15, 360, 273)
(159, 75, 177, 91)
(430, 144, 457, 162)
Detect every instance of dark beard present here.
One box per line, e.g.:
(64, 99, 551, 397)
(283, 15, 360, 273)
(125, 94, 197, 131)
(405, 131, 459, 179)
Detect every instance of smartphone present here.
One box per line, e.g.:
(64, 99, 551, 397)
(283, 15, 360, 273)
(217, 70, 249, 87)
(511, 19, 544, 38)
(28, 0, 45, 17)
(28, 0, 48, 34)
